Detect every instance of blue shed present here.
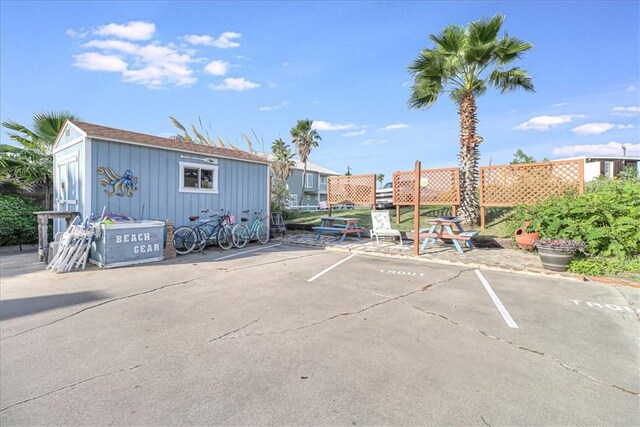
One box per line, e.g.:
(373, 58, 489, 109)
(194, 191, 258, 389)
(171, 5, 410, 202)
(52, 120, 271, 233)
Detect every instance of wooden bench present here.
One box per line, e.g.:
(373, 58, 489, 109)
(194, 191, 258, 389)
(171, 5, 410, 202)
(312, 226, 365, 242)
(420, 230, 479, 241)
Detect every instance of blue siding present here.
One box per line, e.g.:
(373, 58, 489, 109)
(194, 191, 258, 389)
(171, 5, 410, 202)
(89, 139, 268, 227)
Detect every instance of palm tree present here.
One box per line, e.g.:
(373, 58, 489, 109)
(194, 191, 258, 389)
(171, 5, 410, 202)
(270, 138, 297, 210)
(271, 138, 296, 182)
(290, 119, 321, 200)
(408, 14, 534, 225)
(1, 111, 81, 202)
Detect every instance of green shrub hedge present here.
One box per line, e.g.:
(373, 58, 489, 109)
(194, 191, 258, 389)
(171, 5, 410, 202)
(508, 177, 640, 277)
(509, 179, 640, 259)
(0, 194, 44, 246)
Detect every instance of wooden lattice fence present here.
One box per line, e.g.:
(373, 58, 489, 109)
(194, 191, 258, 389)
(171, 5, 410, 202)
(327, 174, 376, 210)
(479, 159, 584, 227)
(393, 168, 460, 207)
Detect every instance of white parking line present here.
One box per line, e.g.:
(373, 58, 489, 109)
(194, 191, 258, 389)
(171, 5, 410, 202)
(214, 243, 282, 261)
(474, 270, 519, 329)
(307, 253, 357, 282)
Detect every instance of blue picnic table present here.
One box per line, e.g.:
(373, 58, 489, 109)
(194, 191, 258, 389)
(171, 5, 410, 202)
(312, 216, 364, 242)
(419, 217, 479, 254)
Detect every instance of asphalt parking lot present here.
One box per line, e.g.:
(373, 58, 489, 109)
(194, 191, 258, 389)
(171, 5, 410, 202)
(1, 244, 639, 425)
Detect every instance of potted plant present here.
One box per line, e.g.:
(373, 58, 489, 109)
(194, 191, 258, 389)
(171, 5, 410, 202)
(514, 220, 540, 250)
(535, 238, 587, 272)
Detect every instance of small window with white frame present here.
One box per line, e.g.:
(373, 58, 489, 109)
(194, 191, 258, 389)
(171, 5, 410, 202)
(305, 172, 313, 188)
(179, 161, 218, 193)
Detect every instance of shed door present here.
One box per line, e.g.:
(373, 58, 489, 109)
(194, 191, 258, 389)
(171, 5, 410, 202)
(56, 156, 79, 212)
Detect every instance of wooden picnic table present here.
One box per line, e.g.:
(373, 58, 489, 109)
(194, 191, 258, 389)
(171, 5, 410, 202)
(312, 216, 364, 242)
(419, 217, 478, 254)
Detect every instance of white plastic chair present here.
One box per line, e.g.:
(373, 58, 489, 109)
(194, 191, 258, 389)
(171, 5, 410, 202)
(370, 211, 402, 245)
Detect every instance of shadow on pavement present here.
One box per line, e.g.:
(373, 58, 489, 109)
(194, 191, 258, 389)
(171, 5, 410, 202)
(0, 291, 108, 320)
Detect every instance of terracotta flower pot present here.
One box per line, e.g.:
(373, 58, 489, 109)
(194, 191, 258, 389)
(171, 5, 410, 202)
(514, 221, 539, 250)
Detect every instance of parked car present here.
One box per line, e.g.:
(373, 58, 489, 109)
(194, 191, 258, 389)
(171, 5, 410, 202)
(376, 182, 393, 209)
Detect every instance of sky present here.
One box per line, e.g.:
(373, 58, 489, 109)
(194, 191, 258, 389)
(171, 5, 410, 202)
(1, 0, 639, 183)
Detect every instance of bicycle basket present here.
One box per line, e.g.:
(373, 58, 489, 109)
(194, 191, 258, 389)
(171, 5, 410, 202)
(224, 214, 235, 225)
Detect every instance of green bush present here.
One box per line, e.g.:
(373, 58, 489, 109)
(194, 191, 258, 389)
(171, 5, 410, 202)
(568, 256, 640, 276)
(0, 194, 43, 245)
(509, 179, 640, 258)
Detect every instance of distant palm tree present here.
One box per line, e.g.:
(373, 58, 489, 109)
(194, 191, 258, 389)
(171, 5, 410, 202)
(377, 173, 385, 188)
(271, 138, 296, 182)
(270, 138, 297, 210)
(1, 111, 81, 192)
(408, 14, 534, 225)
(290, 119, 321, 200)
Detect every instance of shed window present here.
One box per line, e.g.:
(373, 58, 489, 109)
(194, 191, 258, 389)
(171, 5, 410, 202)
(179, 161, 218, 193)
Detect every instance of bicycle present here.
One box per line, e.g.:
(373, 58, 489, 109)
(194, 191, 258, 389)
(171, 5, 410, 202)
(173, 209, 235, 255)
(231, 210, 269, 248)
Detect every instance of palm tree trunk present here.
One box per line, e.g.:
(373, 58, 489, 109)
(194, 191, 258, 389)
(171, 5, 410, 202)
(300, 163, 307, 206)
(458, 92, 482, 226)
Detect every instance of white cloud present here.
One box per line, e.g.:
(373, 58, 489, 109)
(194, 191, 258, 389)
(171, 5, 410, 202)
(74, 36, 196, 88)
(360, 139, 388, 146)
(553, 142, 640, 156)
(401, 81, 411, 88)
(552, 102, 568, 107)
(259, 102, 288, 111)
(312, 121, 354, 131)
(203, 60, 229, 76)
(211, 77, 259, 91)
(83, 39, 139, 55)
(612, 106, 640, 114)
(628, 85, 637, 92)
(514, 114, 585, 131)
(184, 31, 242, 48)
(282, 62, 290, 66)
(342, 129, 366, 137)
(379, 123, 409, 131)
(73, 52, 128, 72)
(66, 28, 88, 39)
(571, 122, 634, 136)
(94, 21, 155, 41)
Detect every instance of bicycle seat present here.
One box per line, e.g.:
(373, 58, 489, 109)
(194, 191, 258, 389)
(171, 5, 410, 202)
(241, 217, 249, 222)
(189, 215, 200, 221)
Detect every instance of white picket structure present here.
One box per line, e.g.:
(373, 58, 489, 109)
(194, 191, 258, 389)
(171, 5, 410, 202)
(47, 218, 97, 273)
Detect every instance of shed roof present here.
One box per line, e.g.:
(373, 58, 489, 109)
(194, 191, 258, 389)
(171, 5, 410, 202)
(67, 121, 270, 165)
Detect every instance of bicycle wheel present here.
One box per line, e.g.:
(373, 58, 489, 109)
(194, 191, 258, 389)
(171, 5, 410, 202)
(256, 222, 270, 244)
(173, 226, 197, 255)
(217, 226, 234, 250)
(232, 224, 249, 249)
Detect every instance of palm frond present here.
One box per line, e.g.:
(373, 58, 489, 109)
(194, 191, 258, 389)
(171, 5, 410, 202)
(489, 68, 535, 93)
(33, 111, 82, 143)
(468, 14, 504, 45)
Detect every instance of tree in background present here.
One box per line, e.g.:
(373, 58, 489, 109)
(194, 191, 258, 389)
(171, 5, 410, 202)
(409, 14, 534, 225)
(377, 173, 385, 188)
(511, 148, 549, 164)
(290, 119, 321, 201)
(270, 138, 296, 211)
(1, 111, 81, 200)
